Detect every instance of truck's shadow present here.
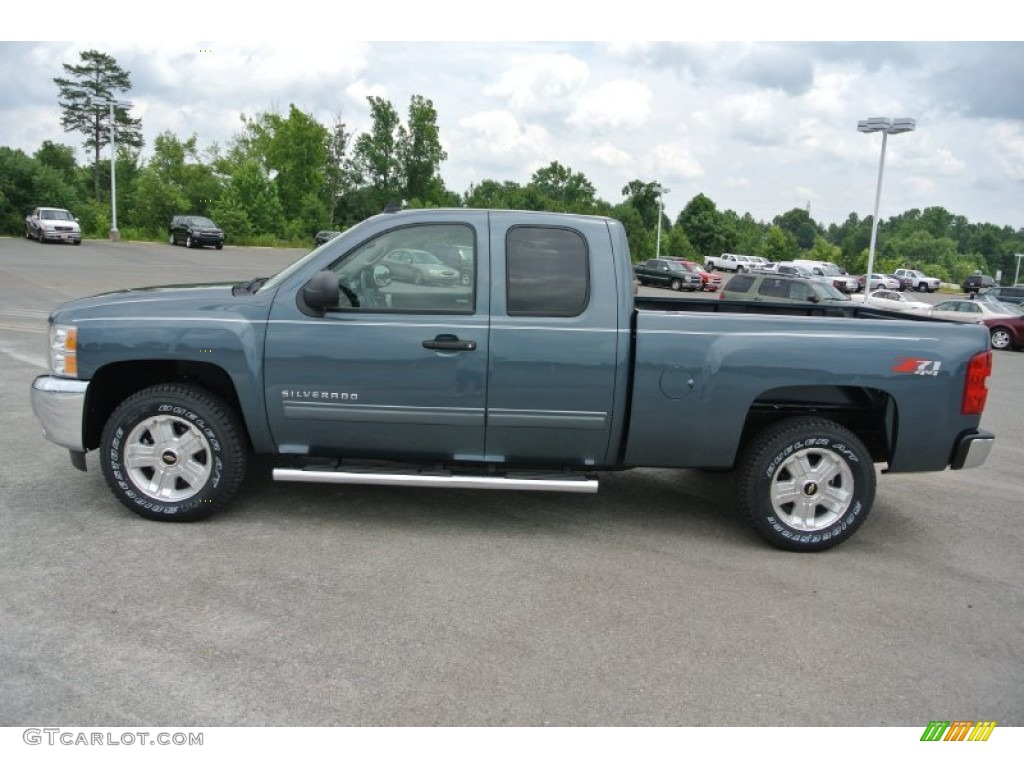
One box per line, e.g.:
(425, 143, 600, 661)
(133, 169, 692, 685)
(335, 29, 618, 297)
(224, 457, 757, 546)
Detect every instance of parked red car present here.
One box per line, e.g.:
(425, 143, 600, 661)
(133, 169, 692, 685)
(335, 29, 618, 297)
(983, 314, 1024, 351)
(673, 259, 723, 291)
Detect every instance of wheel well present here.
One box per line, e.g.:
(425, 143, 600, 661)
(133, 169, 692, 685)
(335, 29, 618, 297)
(83, 360, 249, 451)
(739, 385, 895, 465)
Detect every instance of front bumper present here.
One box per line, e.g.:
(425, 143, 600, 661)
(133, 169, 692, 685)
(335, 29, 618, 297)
(950, 429, 995, 470)
(41, 229, 81, 242)
(30, 376, 89, 452)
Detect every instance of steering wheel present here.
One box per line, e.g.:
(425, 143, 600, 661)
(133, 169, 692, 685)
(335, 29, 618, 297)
(339, 282, 360, 308)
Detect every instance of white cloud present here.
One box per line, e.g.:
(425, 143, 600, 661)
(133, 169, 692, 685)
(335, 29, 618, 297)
(650, 144, 704, 180)
(989, 123, 1024, 181)
(567, 79, 652, 130)
(458, 110, 549, 159)
(486, 54, 589, 116)
(588, 142, 634, 169)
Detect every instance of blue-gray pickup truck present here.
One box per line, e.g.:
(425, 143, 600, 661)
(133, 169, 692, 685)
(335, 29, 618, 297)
(30, 208, 996, 550)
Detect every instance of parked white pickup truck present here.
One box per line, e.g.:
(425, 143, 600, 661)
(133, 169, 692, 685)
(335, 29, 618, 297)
(706, 253, 758, 272)
(893, 269, 941, 293)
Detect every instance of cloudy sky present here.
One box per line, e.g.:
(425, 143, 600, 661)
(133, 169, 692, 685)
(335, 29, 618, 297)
(3, 5, 1021, 229)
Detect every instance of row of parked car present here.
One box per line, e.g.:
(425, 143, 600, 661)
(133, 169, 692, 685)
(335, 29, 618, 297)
(635, 256, 1024, 352)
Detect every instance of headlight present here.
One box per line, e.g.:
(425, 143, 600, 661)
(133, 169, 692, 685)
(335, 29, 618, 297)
(49, 323, 78, 377)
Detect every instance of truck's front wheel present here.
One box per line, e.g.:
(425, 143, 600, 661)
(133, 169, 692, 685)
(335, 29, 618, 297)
(100, 384, 247, 522)
(738, 418, 875, 551)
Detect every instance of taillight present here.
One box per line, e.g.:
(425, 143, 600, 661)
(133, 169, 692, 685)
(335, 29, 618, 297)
(961, 351, 992, 415)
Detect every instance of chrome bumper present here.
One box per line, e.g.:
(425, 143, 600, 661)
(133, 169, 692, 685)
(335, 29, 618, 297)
(30, 375, 89, 452)
(950, 429, 995, 470)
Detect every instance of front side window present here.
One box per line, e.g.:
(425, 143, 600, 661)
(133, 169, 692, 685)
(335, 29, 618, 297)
(506, 226, 589, 317)
(327, 223, 476, 313)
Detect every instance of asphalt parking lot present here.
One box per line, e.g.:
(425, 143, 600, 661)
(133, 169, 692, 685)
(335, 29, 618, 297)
(1, 237, 1021, 726)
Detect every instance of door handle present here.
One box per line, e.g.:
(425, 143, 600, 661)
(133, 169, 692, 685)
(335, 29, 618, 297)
(423, 334, 477, 351)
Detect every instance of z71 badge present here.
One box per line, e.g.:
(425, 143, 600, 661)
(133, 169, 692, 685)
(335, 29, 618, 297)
(891, 358, 942, 376)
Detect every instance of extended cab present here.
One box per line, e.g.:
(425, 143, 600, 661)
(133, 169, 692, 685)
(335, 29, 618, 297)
(705, 253, 757, 272)
(893, 269, 941, 293)
(30, 209, 995, 551)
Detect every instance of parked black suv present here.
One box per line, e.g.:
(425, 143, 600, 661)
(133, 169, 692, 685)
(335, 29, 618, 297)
(170, 215, 224, 249)
(961, 274, 994, 293)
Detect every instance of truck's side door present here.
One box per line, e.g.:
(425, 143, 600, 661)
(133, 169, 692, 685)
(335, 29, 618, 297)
(483, 214, 623, 466)
(263, 215, 491, 461)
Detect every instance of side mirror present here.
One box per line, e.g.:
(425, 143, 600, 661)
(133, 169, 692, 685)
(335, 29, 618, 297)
(372, 264, 392, 287)
(299, 270, 341, 316)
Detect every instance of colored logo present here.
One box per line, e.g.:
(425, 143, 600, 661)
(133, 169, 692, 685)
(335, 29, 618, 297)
(920, 721, 996, 741)
(892, 358, 942, 376)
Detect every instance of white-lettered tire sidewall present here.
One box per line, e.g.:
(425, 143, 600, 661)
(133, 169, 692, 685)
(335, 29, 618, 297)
(101, 385, 245, 522)
(740, 419, 875, 552)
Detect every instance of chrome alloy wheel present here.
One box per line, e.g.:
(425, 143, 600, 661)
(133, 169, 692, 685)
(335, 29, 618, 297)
(768, 447, 854, 531)
(124, 414, 213, 502)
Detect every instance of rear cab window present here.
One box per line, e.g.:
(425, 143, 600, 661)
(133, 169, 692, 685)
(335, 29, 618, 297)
(506, 226, 589, 317)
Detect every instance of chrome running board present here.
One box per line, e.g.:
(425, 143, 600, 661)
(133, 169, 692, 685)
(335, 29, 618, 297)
(273, 466, 599, 493)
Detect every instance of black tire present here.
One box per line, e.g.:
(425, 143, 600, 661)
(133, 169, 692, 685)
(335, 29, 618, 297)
(169, 234, 175, 245)
(100, 384, 247, 522)
(990, 327, 1013, 350)
(73, 240, 81, 246)
(737, 266, 747, 273)
(670, 278, 682, 291)
(215, 242, 223, 250)
(186, 235, 194, 248)
(738, 417, 875, 551)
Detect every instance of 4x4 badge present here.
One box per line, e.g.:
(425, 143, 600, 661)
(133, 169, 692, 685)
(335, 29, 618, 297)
(892, 358, 942, 376)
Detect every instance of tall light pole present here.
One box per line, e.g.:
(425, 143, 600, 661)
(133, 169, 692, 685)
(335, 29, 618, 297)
(655, 185, 670, 257)
(1014, 253, 1023, 285)
(857, 117, 915, 294)
(90, 98, 133, 241)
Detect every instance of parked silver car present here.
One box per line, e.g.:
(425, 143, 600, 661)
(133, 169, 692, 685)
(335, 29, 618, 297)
(25, 207, 82, 245)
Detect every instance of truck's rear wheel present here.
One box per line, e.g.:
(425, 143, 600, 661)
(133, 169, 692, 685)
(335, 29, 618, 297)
(738, 417, 875, 551)
(100, 384, 247, 522)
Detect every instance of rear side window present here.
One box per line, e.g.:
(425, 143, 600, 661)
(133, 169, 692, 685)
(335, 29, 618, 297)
(728, 274, 755, 293)
(506, 226, 589, 316)
(757, 278, 788, 298)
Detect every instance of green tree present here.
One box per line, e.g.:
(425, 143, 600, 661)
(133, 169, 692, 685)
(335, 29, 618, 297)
(760, 226, 799, 262)
(663, 226, 695, 259)
(676, 193, 732, 258)
(528, 161, 597, 212)
(620, 179, 663, 231)
(352, 96, 405, 209)
(325, 115, 357, 224)
(773, 207, 819, 250)
(807, 236, 842, 264)
(401, 95, 448, 204)
(723, 210, 767, 255)
(53, 49, 143, 200)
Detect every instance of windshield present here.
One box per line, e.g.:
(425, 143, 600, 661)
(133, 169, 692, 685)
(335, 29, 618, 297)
(258, 227, 353, 292)
(815, 282, 850, 301)
(191, 217, 216, 227)
(41, 209, 73, 220)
